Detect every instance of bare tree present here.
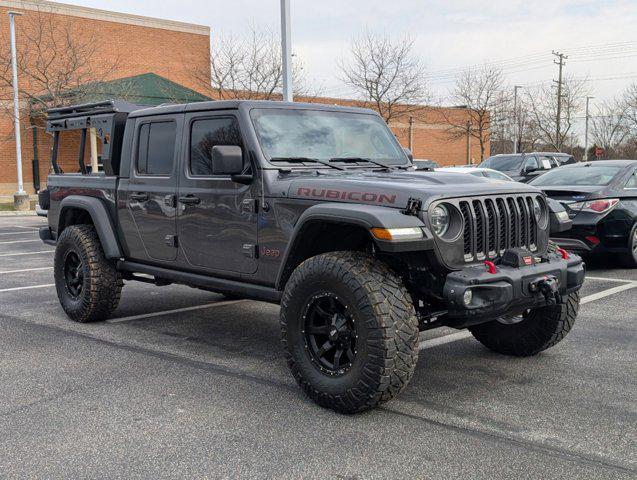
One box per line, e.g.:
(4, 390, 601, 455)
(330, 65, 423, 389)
(590, 100, 629, 156)
(442, 66, 506, 161)
(0, 8, 121, 119)
(191, 26, 316, 101)
(524, 76, 588, 151)
(620, 82, 637, 135)
(339, 31, 429, 123)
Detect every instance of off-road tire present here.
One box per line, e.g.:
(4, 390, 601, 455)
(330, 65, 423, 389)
(469, 291, 580, 357)
(619, 223, 637, 268)
(280, 251, 419, 413)
(54, 225, 122, 322)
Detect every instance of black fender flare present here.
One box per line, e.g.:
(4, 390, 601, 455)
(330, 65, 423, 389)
(275, 203, 433, 289)
(58, 195, 122, 259)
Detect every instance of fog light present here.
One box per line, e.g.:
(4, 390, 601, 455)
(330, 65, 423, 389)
(463, 289, 473, 306)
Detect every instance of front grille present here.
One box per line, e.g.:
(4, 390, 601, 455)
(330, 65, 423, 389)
(458, 194, 541, 262)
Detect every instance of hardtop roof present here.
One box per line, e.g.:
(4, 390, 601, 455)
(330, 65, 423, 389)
(128, 99, 377, 118)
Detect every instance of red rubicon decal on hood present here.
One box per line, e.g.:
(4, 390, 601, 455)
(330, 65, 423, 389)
(296, 187, 396, 204)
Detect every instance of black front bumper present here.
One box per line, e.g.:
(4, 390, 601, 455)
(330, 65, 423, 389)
(442, 252, 585, 327)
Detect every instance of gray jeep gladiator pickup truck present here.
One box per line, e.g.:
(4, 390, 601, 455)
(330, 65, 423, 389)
(39, 99, 585, 413)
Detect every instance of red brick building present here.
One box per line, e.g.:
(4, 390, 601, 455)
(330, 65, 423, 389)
(0, 0, 485, 195)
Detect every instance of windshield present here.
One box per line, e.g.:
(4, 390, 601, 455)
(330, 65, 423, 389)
(480, 155, 523, 171)
(250, 108, 407, 165)
(529, 166, 622, 186)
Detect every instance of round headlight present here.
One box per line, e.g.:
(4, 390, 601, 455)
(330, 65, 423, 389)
(532, 198, 542, 221)
(430, 204, 450, 237)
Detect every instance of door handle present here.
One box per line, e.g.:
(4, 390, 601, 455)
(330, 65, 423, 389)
(130, 192, 148, 201)
(178, 195, 201, 205)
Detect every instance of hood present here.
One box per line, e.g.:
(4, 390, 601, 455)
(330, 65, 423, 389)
(281, 170, 541, 210)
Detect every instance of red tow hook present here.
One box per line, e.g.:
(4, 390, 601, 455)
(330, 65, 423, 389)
(556, 247, 570, 259)
(484, 260, 497, 274)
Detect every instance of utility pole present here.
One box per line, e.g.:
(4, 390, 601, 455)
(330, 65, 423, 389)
(280, 0, 293, 102)
(513, 85, 522, 153)
(583, 96, 594, 161)
(408, 116, 414, 150)
(8, 10, 28, 211)
(552, 50, 567, 152)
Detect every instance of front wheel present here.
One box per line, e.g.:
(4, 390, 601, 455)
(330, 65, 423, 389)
(280, 252, 420, 413)
(469, 292, 580, 356)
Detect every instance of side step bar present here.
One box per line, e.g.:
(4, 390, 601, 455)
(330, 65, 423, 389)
(117, 260, 282, 304)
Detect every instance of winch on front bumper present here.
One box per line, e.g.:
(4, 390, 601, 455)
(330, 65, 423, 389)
(442, 248, 585, 328)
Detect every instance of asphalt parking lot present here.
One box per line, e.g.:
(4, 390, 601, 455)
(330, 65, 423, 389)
(0, 215, 635, 479)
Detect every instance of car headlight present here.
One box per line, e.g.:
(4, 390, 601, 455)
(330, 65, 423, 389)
(532, 197, 542, 221)
(430, 204, 450, 237)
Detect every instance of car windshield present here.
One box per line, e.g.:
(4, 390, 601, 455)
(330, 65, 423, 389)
(480, 155, 523, 171)
(250, 108, 408, 165)
(529, 166, 622, 186)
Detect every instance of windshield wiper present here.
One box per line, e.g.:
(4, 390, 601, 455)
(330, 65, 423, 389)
(270, 156, 345, 171)
(329, 157, 405, 170)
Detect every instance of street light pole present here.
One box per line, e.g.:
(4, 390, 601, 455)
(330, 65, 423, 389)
(513, 85, 522, 154)
(280, 0, 293, 102)
(583, 96, 594, 161)
(8, 10, 28, 210)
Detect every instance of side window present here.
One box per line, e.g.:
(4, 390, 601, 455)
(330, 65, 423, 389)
(136, 121, 176, 175)
(538, 156, 553, 170)
(625, 171, 637, 188)
(523, 156, 538, 170)
(190, 117, 242, 176)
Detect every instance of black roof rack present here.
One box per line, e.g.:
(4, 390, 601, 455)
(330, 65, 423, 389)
(47, 99, 142, 176)
(47, 100, 141, 120)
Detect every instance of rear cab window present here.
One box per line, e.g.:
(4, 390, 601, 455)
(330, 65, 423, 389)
(136, 121, 177, 175)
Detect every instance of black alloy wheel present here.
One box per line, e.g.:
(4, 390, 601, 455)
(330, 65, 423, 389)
(63, 250, 84, 298)
(303, 293, 356, 375)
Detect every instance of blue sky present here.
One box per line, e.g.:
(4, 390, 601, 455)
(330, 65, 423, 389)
(59, 0, 637, 133)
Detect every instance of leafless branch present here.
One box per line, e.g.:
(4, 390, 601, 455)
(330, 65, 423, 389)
(339, 30, 429, 123)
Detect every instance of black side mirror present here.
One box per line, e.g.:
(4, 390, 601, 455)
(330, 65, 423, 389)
(211, 145, 244, 176)
(402, 147, 414, 161)
(524, 165, 538, 174)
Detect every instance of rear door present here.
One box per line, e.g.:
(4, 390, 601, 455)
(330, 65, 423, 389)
(125, 115, 181, 262)
(176, 111, 258, 275)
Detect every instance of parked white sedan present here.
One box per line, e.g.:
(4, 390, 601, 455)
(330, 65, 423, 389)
(435, 166, 515, 182)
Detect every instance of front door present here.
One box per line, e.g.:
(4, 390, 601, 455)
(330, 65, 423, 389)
(177, 112, 258, 275)
(126, 115, 181, 262)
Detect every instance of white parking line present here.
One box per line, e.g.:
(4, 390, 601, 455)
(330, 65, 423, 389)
(4, 225, 39, 230)
(0, 250, 53, 257)
(580, 283, 637, 305)
(0, 239, 42, 245)
(0, 231, 37, 236)
(0, 283, 54, 293)
(419, 331, 473, 350)
(107, 299, 247, 323)
(0, 267, 53, 274)
(585, 275, 637, 284)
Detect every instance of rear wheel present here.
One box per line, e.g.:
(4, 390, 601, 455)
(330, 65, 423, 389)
(280, 251, 419, 413)
(620, 223, 637, 268)
(469, 292, 579, 356)
(54, 225, 122, 322)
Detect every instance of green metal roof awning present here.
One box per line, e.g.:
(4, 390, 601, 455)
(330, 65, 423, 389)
(36, 72, 211, 108)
